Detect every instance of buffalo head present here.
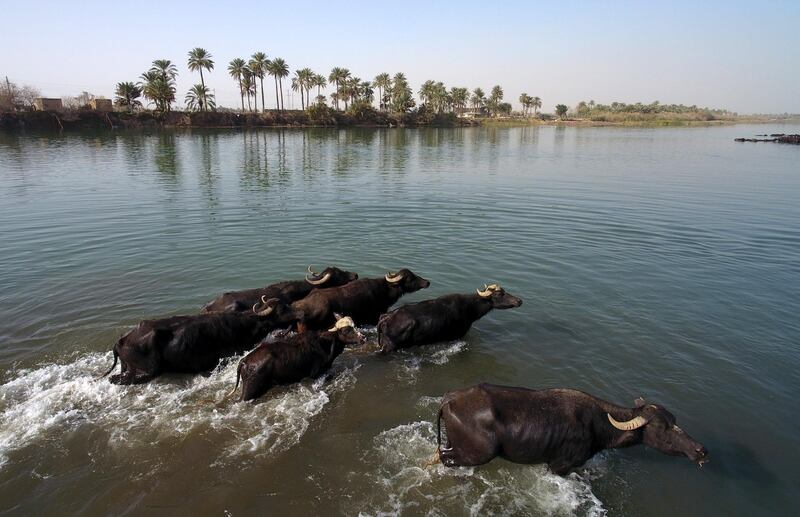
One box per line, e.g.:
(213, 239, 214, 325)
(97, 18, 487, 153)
(305, 265, 359, 286)
(384, 268, 431, 293)
(328, 314, 365, 346)
(476, 284, 523, 309)
(251, 296, 296, 324)
(608, 399, 708, 466)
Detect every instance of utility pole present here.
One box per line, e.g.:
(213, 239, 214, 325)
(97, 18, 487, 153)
(5, 76, 10, 95)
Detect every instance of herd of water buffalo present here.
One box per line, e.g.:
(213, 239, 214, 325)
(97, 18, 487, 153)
(100, 265, 708, 475)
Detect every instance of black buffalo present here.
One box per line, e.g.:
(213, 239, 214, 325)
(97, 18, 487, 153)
(287, 269, 431, 331)
(437, 383, 708, 475)
(228, 315, 364, 401)
(377, 284, 522, 352)
(101, 298, 297, 384)
(201, 266, 358, 313)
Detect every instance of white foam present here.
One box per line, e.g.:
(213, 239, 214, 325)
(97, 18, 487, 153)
(396, 341, 467, 382)
(357, 420, 607, 517)
(0, 351, 358, 469)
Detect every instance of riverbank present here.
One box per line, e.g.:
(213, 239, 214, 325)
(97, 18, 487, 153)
(479, 114, 800, 128)
(3, 110, 797, 133)
(0, 109, 477, 132)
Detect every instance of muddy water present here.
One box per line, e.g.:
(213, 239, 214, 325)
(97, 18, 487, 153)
(1, 126, 798, 515)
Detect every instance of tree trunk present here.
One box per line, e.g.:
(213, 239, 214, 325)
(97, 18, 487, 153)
(274, 76, 279, 110)
(200, 69, 206, 111)
(238, 77, 244, 111)
(260, 77, 265, 112)
(279, 80, 284, 111)
(252, 75, 258, 112)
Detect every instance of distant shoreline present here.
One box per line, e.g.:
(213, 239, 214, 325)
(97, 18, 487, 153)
(1, 110, 798, 133)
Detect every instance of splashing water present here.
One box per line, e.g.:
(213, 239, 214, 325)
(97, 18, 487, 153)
(0, 351, 359, 469)
(355, 420, 607, 517)
(394, 341, 467, 383)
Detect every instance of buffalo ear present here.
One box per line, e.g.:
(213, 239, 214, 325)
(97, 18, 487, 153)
(634, 397, 646, 408)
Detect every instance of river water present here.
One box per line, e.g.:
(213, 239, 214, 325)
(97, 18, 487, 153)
(0, 125, 798, 516)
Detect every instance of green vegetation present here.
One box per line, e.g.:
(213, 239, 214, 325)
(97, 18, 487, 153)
(187, 48, 214, 111)
(9, 43, 793, 130)
(114, 82, 142, 111)
(107, 46, 543, 124)
(140, 60, 178, 112)
(185, 84, 215, 112)
(548, 100, 746, 125)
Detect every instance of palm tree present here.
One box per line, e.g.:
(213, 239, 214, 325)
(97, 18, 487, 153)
(250, 52, 269, 112)
(228, 58, 247, 111)
(533, 96, 542, 115)
(114, 81, 142, 111)
(488, 85, 504, 116)
(187, 48, 214, 110)
(295, 68, 315, 109)
(185, 84, 215, 112)
(419, 80, 434, 107)
(140, 61, 177, 112)
(451, 87, 468, 112)
(151, 59, 178, 81)
(390, 72, 414, 113)
(313, 74, 327, 99)
(555, 104, 568, 119)
(241, 72, 255, 111)
(373, 73, 391, 111)
(519, 93, 531, 116)
(266, 59, 279, 109)
(471, 88, 485, 110)
(269, 58, 289, 110)
(328, 67, 350, 110)
(359, 81, 374, 104)
(291, 75, 305, 110)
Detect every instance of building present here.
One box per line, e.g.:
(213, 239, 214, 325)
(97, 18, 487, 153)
(33, 98, 63, 111)
(90, 98, 113, 112)
(455, 106, 487, 118)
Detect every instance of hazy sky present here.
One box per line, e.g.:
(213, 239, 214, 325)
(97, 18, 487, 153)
(2, 0, 798, 113)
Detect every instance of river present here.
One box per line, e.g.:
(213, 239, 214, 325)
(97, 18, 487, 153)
(0, 125, 798, 515)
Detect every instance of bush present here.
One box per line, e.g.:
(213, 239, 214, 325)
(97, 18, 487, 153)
(346, 100, 379, 122)
(307, 103, 337, 125)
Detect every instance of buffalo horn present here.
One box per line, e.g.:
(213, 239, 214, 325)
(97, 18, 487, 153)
(385, 272, 404, 283)
(306, 271, 331, 285)
(328, 316, 355, 332)
(607, 413, 648, 431)
(477, 284, 498, 297)
(253, 295, 274, 316)
(256, 305, 274, 316)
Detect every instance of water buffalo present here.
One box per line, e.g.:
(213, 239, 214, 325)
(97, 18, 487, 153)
(436, 384, 708, 475)
(101, 298, 297, 385)
(287, 268, 431, 331)
(201, 266, 358, 313)
(228, 315, 364, 401)
(377, 284, 522, 352)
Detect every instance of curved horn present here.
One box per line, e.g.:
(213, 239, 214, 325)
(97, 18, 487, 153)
(306, 271, 331, 285)
(252, 295, 268, 313)
(256, 305, 274, 317)
(477, 284, 492, 297)
(253, 295, 275, 316)
(607, 413, 648, 431)
(307, 265, 319, 276)
(385, 272, 404, 283)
